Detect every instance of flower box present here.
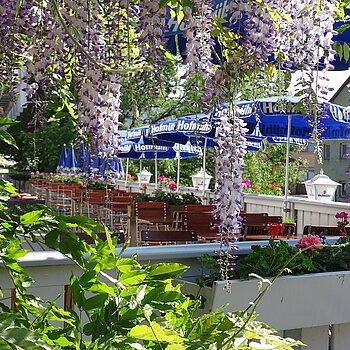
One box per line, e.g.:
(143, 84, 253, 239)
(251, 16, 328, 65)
(181, 270, 350, 331)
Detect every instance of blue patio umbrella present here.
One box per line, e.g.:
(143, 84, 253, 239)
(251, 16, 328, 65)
(57, 144, 68, 172)
(76, 142, 86, 170)
(92, 157, 103, 170)
(149, 114, 215, 145)
(119, 140, 200, 187)
(65, 143, 77, 173)
(98, 158, 124, 179)
(214, 96, 350, 207)
(164, 0, 350, 71)
(82, 148, 92, 174)
(126, 126, 175, 146)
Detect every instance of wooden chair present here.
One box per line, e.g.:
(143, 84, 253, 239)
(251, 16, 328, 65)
(140, 230, 197, 245)
(134, 202, 168, 225)
(134, 202, 169, 240)
(182, 204, 216, 212)
(83, 190, 108, 223)
(181, 212, 220, 241)
(106, 195, 133, 232)
(76, 231, 125, 245)
(241, 215, 283, 240)
(172, 204, 216, 229)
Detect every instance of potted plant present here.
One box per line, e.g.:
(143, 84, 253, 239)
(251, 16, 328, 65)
(181, 236, 350, 337)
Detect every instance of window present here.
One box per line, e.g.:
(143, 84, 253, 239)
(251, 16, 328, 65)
(339, 181, 348, 198)
(323, 144, 331, 160)
(339, 143, 349, 159)
(307, 169, 315, 180)
(307, 142, 315, 153)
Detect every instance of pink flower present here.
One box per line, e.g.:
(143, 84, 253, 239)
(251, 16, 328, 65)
(168, 183, 177, 190)
(158, 175, 167, 182)
(241, 178, 252, 189)
(296, 235, 323, 251)
(141, 183, 147, 188)
(335, 212, 349, 219)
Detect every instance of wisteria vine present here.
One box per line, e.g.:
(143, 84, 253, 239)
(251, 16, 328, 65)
(0, 0, 341, 241)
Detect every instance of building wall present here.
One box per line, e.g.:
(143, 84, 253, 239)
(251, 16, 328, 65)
(321, 83, 350, 201)
(315, 140, 350, 201)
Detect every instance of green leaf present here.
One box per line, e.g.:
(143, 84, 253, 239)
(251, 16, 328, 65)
(117, 258, 141, 273)
(166, 344, 186, 350)
(0, 118, 19, 127)
(0, 313, 18, 330)
(78, 270, 97, 288)
(148, 263, 188, 279)
(119, 270, 147, 286)
(0, 130, 17, 148)
(130, 322, 185, 343)
(344, 42, 350, 61)
(83, 294, 108, 311)
(88, 281, 116, 295)
(335, 23, 350, 34)
(0, 179, 17, 194)
(334, 41, 343, 60)
(20, 210, 44, 225)
(1, 326, 53, 349)
(6, 247, 28, 260)
(15, 0, 25, 16)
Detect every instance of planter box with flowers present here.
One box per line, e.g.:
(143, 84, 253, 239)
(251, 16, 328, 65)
(181, 232, 350, 340)
(135, 176, 201, 209)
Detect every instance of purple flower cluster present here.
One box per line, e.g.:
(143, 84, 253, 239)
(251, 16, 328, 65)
(228, 0, 337, 98)
(183, 0, 215, 76)
(213, 104, 247, 237)
(137, 0, 168, 67)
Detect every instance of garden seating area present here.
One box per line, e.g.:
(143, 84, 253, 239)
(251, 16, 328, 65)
(11, 177, 305, 246)
(8, 177, 346, 248)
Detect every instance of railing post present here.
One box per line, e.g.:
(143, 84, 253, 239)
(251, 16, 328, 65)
(300, 326, 329, 350)
(127, 202, 137, 247)
(331, 323, 350, 350)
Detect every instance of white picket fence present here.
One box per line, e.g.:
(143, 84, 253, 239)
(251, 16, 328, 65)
(115, 180, 350, 236)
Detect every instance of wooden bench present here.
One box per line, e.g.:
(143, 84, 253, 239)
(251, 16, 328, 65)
(180, 212, 220, 241)
(76, 231, 125, 244)
(303, 225, 350, 236)
(140, 230, 198, 245)
(240, 215, 285, 240)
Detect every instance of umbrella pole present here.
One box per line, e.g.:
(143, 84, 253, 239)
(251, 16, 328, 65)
(283, 115, 292, 218)
(202, 138, 208, 202)
(125, 158, 129, 187)
(176, 157, 180, 192)
(155, 153, 158, 189)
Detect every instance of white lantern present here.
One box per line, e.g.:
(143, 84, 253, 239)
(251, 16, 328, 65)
(137, 168, 152, 184)
(191, 168, 212, 190)
(303, 169, 340, 201)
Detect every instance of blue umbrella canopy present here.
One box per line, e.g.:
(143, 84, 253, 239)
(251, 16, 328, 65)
(98, 158, 124, 178)
(149, 114, 215, 145)
(164, 0, 350, 71)
(215, 96, 350, 207)
(65, 143, 77, 173)
(118, 142, 177, 160)
(126, 126, 175, 146)
(76, 142, 86, 170)
(57, 144, 68, 171)
(218, 96, 350, 140)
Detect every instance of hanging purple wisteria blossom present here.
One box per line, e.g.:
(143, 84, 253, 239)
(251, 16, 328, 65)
(213, 104, 247, 237)
(0, 0, 342, 244)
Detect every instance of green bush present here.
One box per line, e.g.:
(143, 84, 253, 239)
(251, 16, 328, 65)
(0, 180, 302, 349)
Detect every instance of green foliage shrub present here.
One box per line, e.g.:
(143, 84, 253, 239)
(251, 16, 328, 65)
(0, 181, 301, 349)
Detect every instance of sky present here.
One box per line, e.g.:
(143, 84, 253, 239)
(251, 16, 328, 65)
(289, 69, 350, 103)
